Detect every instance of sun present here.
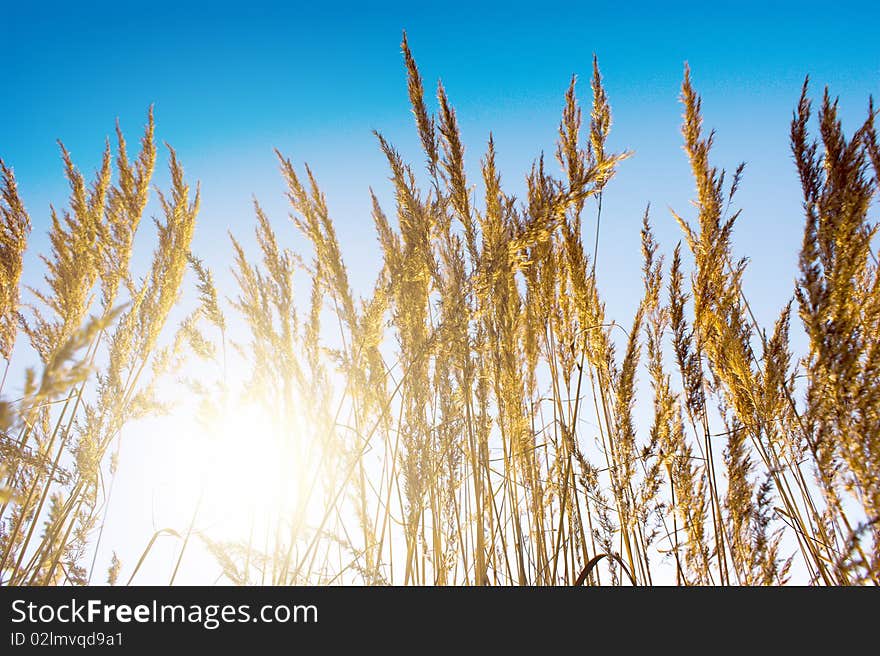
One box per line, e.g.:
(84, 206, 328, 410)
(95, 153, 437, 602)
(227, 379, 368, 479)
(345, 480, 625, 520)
(156, 387, 330, 583)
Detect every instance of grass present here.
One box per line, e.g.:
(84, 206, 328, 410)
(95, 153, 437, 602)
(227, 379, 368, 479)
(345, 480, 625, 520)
(1, 34, 878, 586)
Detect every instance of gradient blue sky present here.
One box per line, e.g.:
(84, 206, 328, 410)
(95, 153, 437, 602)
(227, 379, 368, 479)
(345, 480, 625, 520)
(2, 1, 878, 582)
(3, 0, 878, 325)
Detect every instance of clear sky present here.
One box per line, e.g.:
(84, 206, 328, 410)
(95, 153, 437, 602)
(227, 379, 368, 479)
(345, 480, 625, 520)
(2, 1, 878, 583)
(3, 0, 879, 324)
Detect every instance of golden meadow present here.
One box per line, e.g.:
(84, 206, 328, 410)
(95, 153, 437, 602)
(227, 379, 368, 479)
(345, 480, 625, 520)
(1, 35, 878, 586)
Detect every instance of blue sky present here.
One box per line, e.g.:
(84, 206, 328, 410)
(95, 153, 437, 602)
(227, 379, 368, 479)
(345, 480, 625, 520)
(3, 1, 878, 326)
(2, 1, 878, 583)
